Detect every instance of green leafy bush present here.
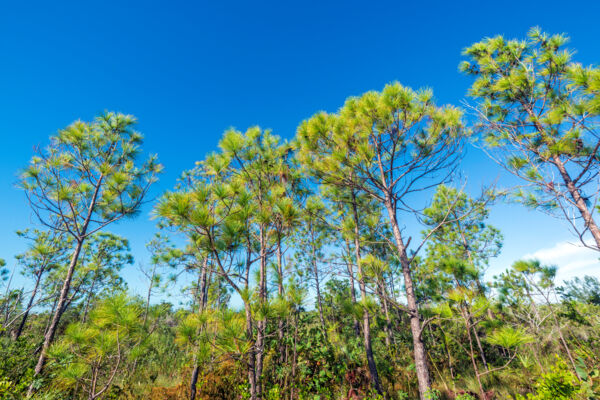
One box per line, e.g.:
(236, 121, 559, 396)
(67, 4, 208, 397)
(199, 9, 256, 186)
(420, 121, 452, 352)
(517, 358, 582, 400)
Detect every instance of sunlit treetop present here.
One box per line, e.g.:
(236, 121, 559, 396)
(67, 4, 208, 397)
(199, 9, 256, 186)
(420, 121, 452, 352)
(296, 82, 466, 204)
(20, 112, 163, 240)
(461, 27, 600, 170)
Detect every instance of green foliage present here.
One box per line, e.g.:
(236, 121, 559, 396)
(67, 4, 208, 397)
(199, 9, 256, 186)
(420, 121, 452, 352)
(517, 358, 583, 400)
(455, 394, 476, 400)
(0, 337, 35, 397)
(48, 294, 144, 398)
(296, 82, 466, 194)
(487, 326, 534, 349)
(0, 378, 16, 400)
(424, 388, 442, 400)
(559, 276, 600, 305)
(21, 112, 162, 240)
(422, 185, 502, 278)
(462, 28, 600, 248)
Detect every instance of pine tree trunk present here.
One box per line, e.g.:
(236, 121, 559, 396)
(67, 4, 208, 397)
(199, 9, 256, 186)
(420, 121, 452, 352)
(351, 193, 383, 395)
(439, 326, 455, 380)
(82, 272, 98, 323)
(290, 311, 299, 400)
(553, 155, 600, 249)
(199, 258, 209, 311)
(255, 225, 267, 399)
(28, 238, 85, 397)
(143, 263, 158, 325)
(379, 284, 393, 349)
(385, 201, 431, 399)
(1, 266, 17, 329)
(463, 309, 485, 398)
(469, 318, 488, 372)
(189, 358, 200, 400)
(310, 225, 325, 331)
(245, 303, 258, 400)
(277, 235, 286, 370)
(189, 258, 209, 400)
(14, 272, 42, 340)
(525, 109, 600, 249)
(344, 239, 361, 337)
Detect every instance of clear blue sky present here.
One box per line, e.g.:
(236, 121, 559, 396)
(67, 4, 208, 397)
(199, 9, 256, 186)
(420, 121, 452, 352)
(1, 0, 599, 301)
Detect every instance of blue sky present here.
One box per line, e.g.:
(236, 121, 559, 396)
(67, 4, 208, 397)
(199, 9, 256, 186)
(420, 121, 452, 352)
(1, 0, 599, 302)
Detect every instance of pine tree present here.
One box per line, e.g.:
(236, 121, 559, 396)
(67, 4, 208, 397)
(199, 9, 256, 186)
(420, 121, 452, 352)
(20, 112, 162, 395)
(156, 126, 297, 400)
(461, 28, 600, 250)
(297, 82, 466, 399)
(11, 229, 71, 340)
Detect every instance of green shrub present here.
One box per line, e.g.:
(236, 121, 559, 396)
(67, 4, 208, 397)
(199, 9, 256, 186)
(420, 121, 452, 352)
(517, 357, 582, 400)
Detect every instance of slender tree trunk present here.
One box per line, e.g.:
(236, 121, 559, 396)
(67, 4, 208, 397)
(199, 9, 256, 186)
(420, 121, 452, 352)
(90, 365, 98, 400)
(463, 309, 485, 399)
(201, 265, 210, 310)
(277, 234, 286, 370)
(61, 281, 84, 316)
(290, 311, 298, 400)
(189, 258, 209, 400)
(14, 273, 42, 340)
(426, 325, 450, 394)
(28, 238, 85, 397)
(469, 316, 488, 371)
(82, 272, 99, 323)
(282, 319, 289, 395)
(473, 326, 488, 372)
(525, 108, 600, 249)
(245, 303, 258, 400)
(1, 265, 17, 329)
(553, 155, 600, 249)
(255, 225, 267, 399)
(1, 268, 21, 337)
(344, 239, 361, 337)
(189, 356, 200, 400)
(27, 167, 105, 396)
(313, 257, 326, 332)
(310, 224, 325, 331)
(439, 326, 455, 380)
(385, 200, 431, 399)
(143, 264, 158, 325)
(350, 193, 383, 395)
(379, 284, 393, 349)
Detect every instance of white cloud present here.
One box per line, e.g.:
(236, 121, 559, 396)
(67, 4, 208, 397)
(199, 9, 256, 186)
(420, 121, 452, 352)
(522, 241, 600, 283)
